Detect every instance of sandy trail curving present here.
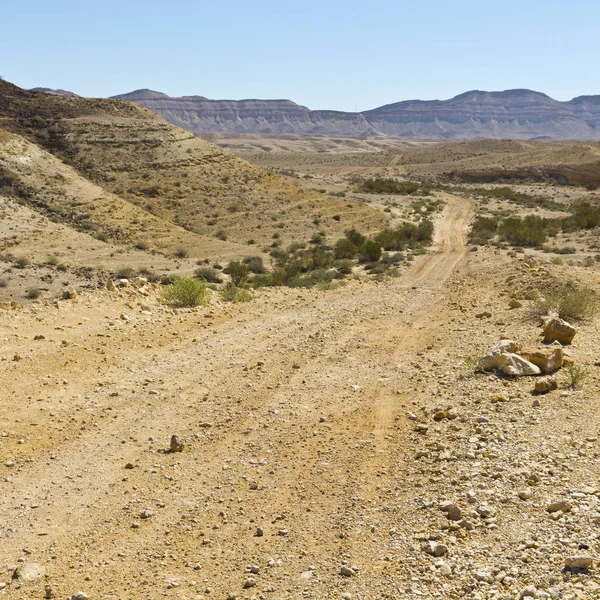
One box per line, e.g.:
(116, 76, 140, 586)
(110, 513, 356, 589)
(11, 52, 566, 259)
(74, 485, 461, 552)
(0, 195, 475, 598)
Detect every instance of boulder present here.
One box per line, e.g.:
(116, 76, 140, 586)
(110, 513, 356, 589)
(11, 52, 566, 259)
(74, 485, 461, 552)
(479, 352, 541, 376)
(534, 376, 558, 394)
(542, 317, 576, 345)
(519, 346, 563, 373)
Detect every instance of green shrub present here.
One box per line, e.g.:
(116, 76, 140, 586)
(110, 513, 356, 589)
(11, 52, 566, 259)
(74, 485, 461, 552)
(359, 240, 382, 263)
(243, 256, 266, 274)
(161, 278, 210, 308)
(220, 282, 252, 303)
(14, 256, 31, 269)
(195, 266, 223, 283)
(116, 266, 136, 280)
(334, 238, 358, 259)
(565, 363, 587, 389)
(360, 179, 424, 195)
(226, 261, 250, 286)
(25, 286, 41, 299)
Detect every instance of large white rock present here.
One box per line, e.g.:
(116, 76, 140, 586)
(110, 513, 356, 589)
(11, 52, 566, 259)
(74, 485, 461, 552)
(480, 352, 541, 376)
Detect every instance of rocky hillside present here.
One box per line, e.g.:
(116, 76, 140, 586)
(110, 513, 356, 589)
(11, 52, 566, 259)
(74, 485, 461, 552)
(112, 88, 600, 140)
(0, 79, 384, 253)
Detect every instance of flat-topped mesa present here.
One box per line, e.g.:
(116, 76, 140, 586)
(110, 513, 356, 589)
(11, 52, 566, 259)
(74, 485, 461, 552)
(109, 87, 600, 140)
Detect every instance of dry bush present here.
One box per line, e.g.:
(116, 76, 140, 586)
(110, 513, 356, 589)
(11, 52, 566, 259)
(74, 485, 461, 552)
(528, 282, 598, 322)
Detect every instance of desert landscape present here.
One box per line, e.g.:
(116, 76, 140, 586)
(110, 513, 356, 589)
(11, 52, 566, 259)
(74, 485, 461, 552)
(2, 78, 600, 600)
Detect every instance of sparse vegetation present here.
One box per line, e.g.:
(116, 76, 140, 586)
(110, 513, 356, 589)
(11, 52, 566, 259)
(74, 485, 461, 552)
(565, 363, 587, 389)
(220, 282, 252, 303)
(25, 286, 41, 299)
(195, 266, 223, 284)
(528, 282, 598, 322)
(359, 179, 436, 196)
(161, 277, 210, 308)
(226, 261, 250, 286)
(14, 256, 31, 269)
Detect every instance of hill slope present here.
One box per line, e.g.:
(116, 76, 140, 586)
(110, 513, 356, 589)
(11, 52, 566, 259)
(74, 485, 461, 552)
(112, 88, 600, 140)
(0, 79, 384, 253)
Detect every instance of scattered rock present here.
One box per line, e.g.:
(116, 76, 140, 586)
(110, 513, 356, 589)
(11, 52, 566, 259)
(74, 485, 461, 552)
(509, 298, 523, 308)
(106, 278, 117, 292)
(534, 376, 558, 394)
(480, 352, 541, 376)
(340, 566, 356, 577)
(564, 556, 593, 570)
(520, 346, 563, 374)
(170, 435, 185, 453)
(547, 500, 572, 513)
(140, 509, 153, 519)
(422, 541, 448, 557)
(542, 316, 576, 345)
(12, 563, 45, 581)
(71, 593, 89, 600)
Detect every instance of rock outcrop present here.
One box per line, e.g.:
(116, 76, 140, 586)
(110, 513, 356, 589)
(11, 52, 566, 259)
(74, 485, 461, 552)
(111, 88, 600, 140)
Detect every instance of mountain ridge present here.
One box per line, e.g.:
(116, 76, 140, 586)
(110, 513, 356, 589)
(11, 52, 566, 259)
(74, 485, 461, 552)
(108, 88, 600, 140)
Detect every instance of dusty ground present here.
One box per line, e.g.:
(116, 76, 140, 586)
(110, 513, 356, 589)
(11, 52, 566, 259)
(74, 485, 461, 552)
(2, 193, 600, 600)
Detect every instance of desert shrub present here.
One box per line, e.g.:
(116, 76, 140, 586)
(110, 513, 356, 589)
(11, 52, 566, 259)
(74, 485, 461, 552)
(334, 259, 354, 275)
(498, 216, 550, 247)
(195, 266, 223, 283)
(249, 273, 276, 288)
(116, 266, 136, 280)
(345, 228, 366, 248)
(226, 261, 250, 286)
(0, 278, 6, 288)
(243, 256, 266, 274)
(563, 202, 600, 231)
(161, 278, 210, 308)
(220, 282, 252, 303)
(550, 257, 563, 265)
(360, 179, 422, 195)
(134, 240, 149, 250)
(359, 240, 382, 263)
(175, 247, 188, 259)
(46, 255, 59, 266)
(375, 220, 433, 250)
(216, 229, 228, 241)
(528, 282, 598, 321)
(57, 263, 68, 272)
(14, 256, 30, 269)
(25, 286, 41, 299)
(334, 237, 358, 259)
(469, 217, 498, 245)
(565, 363, 587, 389)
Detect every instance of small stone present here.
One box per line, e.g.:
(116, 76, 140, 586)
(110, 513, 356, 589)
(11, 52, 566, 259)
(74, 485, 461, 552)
(243, 578, 256, 589)
(340, 566, 356, 577)
(534, 376, 558, 394)
(547, 500, 572, 513)
(518, 489, 533, 500)
(140, 509, 153, 519)
(564, 556, 593, 570)
(422, 541, 448, 557)
(71, 593, 90, 600)
(509, 299, 523, 309)
(255, 527, 264, 537)
(446, 505, 462, 521)
(170, 435, 184, 453)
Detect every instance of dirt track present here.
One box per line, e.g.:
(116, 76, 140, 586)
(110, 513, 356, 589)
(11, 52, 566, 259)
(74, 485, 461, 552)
(0, 195, 485, 598)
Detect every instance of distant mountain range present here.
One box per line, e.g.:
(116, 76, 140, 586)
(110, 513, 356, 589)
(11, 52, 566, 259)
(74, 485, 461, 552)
(33, 88, 600, 140)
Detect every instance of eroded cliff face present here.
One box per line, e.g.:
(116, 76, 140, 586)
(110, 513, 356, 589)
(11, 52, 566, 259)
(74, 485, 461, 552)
(111, 88, 600, 140)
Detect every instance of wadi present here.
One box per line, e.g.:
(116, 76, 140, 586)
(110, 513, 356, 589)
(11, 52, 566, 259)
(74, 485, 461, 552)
(1, 78, 600, 600)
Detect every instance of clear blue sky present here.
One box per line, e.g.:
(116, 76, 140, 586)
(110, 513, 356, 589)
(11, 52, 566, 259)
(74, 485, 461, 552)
(2, 0, 598, 111)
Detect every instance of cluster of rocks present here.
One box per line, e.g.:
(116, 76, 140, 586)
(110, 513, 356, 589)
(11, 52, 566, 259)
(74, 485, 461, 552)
(106, 276, 156, 296)
(478, 314, 576, 393)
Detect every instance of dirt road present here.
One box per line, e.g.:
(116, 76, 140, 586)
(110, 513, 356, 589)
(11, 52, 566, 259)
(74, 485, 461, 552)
(1, 195, 477, 598)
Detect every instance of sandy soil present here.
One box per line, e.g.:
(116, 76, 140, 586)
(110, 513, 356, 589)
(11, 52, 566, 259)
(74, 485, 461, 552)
(2, 194, 600, 600)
